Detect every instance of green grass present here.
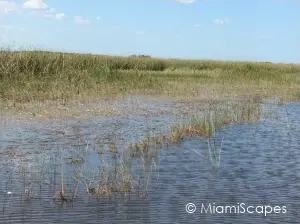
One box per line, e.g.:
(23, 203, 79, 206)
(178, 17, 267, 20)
(1, 48, 299, 106)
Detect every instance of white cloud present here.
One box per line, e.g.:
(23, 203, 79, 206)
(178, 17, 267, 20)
(26, 5, 65, 19)
(194, 24, 201, 28)
(0, 0, 65, 22)
(176, 0, 196, 3)
(75, 16, 90, 24)
(44, 13, 65, 20)
(135, 30, 145, 35)
(0, 0, 21, 13)
(213, 18, 229, 25)
(23, 0, 48, 10)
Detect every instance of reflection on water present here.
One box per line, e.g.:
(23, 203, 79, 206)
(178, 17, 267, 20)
(0, 101, 300, 223)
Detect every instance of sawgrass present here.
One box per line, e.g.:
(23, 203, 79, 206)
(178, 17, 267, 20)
(1, 48, 299, 107)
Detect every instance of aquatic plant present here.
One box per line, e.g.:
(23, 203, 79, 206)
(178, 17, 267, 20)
(1, 48, 299, 109)
(108, 143, 119, 154)
(66, 157, 84, 165)
(207, 136, 224, 170)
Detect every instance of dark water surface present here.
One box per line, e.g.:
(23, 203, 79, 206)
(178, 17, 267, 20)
(0, 101, 299, 223)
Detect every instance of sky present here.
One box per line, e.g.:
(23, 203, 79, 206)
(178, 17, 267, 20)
(0, 0, 299, 63)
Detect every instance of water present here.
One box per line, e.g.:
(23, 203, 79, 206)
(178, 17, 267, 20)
(0, 100, 299, 223)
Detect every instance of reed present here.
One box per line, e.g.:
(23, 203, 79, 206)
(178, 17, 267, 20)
(1, 48, 299, 107)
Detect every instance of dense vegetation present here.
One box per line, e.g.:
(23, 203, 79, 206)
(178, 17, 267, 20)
(1, 50, 299, 104)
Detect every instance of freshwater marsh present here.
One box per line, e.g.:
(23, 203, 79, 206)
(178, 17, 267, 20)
(1, 51, 300, 223)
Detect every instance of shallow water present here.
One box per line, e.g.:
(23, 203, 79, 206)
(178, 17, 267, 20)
(0, 100, 299, 223)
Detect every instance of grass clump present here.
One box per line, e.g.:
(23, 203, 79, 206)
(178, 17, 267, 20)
(128, 98, 262, 157)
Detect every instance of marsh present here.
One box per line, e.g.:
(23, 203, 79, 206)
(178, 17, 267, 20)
(1, 51, 300, 223)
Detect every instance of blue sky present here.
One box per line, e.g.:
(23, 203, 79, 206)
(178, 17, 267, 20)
(0, 0, 299, 63)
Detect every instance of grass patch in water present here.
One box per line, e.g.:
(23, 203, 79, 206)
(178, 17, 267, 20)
(128, 98, 261, 157)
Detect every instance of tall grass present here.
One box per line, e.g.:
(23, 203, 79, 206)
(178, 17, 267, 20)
(1, 48, 300, 104)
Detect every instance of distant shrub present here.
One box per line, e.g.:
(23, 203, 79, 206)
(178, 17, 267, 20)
(130, 54, 152, 58)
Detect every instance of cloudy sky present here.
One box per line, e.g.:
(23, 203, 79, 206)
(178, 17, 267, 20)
(0, 0, 299, 63)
